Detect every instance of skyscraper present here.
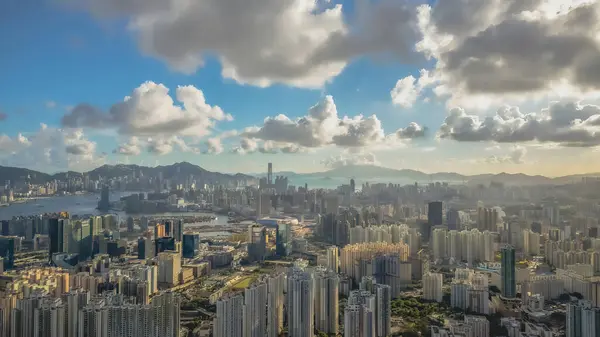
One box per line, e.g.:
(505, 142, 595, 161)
(287, 269, 314, 337)
(501, 245, 516, 298)
(314, 268, 339, 335)
(138, 237, 153, 260)
(326, 246, 339, 273)
(0, 236, 15, 270)
(267, 163, 273, 186)
(97, 185, 110, 211)
(173, 219, 184, 242)
(428, 201, 443, 227)
(275, 223, 292, 257)
(374, 284, 391, 337)
(182, 234, 200, 258)
(267, 274, 285, 337)
(48, 218, 64, 261)
(243, 282, 268, 337)
(247, 225, 266, 262)
(214, 294, 243, 337)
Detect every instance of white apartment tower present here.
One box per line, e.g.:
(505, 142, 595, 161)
(314, 268, 339, 335)
(287, 269, 314, 337)
(214, 294, 244, 337)
(423, 273, 443, 303)
(243, 283, 268, 337)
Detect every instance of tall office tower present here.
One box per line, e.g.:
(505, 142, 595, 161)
(243, 282, 268, 337)
(423, 273, 443, 303)
(33, 298, 65, 337)
(431, 228, 447, 261)
(428, 201, 443, 227)
(214, 294, 244, 337)
(155, 223, 166, 239)
(140, 216, 149, 231)
(48, 218, 64, 261)
(275, 223, 292, 257)
(0, 237, 15, 270)
(267, 163, 273, 186)
(137, 237, 153, 260)
(247, 225, 267, 262)
(65, 289, 90, 337)
(164, 221, 173, 237)
(446, 209, 460, 231)
(173, 219, 184, 242)
(182, 234, 200, 258)
(158, 252, 181, 287)
(314, 268, 339, 335)
(326, 246, 339, 273)
(97, 185, 110, 211)
(267, 274, 285, 337)
(287, 269, 314, 337)
(501, 245, 516, 298)
(373, 284, 391, 337)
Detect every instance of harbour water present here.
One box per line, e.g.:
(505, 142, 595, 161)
(0, 192, 229, 227)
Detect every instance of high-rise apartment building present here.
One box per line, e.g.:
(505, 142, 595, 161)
(314, 268, 339, 335)
(267, 274, 285, 337)
(501, 245, 516, 298)
(423, 273, 443, 303)
(243, 283, 268, 337)
(287, 269, 314, 337)
(373, 284, 391, 337)
(214, 294, 244, 337)
(326, 246, 339, 273)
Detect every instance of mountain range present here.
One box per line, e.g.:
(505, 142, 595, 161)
(1, 162, 597, 186)
(0, 162, 255, 185)
(257, 164, 599, 186)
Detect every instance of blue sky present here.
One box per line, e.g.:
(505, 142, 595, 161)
(1, 0, 600, 176)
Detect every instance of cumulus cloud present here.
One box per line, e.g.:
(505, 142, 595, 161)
(113, 137, 142, 156)
(81, 0, 422, 88)
(414, 0, 600, 109)
(438, 101, 600, 147)
(0, 124, 104, 172)
(322, 151, 379, 169)
(485, 146, 527, 164)
(146, 136, 199, 155)
(391, 69, 435, 107)
(242, 95, 424, 151)
(396, 122, 427, 139)
(61, 82, 232, 138)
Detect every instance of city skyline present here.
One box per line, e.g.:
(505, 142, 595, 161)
(2, 1, 600, 176)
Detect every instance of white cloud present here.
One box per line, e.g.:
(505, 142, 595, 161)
(242, 95, 425, 151)
(45, 101, 57, 109)
(62, 81, 232, 138)
(146, 136, 199, 155)
(83, 0, 421, 88)
(485, 146, 527, 164)
(391, 69, 435, 108)
(438, 101, 600, 147)
(113, 137, 142, 156)
(415, 0, 600, 110)
(322, 151, 379, 169)
(0, 124, 104, 172)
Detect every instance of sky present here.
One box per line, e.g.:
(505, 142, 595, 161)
(2, 0, 600, 176)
